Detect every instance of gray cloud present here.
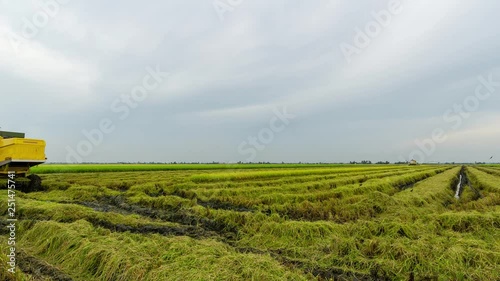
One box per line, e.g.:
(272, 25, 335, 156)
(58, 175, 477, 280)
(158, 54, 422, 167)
(1, 0, 499, 163)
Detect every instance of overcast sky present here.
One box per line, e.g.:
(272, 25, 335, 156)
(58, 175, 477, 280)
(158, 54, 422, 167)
(1, 0, 499, 163)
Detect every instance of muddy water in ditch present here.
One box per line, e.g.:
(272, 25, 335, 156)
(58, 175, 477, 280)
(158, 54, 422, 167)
(455, 174, 462, 199)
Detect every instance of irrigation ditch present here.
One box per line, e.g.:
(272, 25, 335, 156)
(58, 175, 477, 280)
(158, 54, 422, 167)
(452, 166, 482, 200)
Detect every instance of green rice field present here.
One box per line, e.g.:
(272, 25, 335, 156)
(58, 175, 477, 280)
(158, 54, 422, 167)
(1, 164, 499, 280)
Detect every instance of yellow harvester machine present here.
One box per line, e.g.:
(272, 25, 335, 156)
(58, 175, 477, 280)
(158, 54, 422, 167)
(0, 131, 46, 191)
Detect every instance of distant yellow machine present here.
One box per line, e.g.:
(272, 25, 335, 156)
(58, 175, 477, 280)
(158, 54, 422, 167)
(0, 131, 46, 191)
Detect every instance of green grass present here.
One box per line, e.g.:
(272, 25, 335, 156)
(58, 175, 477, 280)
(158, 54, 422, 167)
(31, 163, 361, 174)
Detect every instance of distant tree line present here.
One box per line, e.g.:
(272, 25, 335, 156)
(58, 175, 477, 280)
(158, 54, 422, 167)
(48, 161, 498, 165)
(349, 161, 392, 164)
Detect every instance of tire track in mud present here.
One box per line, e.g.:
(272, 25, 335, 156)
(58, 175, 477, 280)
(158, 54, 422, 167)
(81, 196, 239, 240)
(75, 200, 222, 239)
(230, 247, 389, 280)
(196, 199, 255, 212)
(9, 197, 221, 240)
(16, 250, 73, 281)
(86, 217, 218, 239)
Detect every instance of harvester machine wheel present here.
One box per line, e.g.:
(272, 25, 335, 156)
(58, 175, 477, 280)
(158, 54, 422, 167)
(18, 174, 45, 192)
